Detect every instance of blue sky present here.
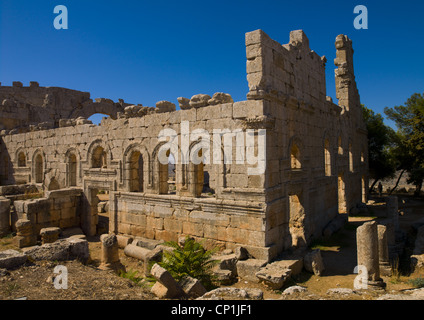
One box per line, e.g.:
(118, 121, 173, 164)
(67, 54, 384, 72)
(1, 1, 423, 127)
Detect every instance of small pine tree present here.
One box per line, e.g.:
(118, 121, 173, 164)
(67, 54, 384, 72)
(158, 236, 219, 289)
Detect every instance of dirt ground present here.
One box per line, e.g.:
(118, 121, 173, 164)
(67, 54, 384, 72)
(1, 193, 424, 300)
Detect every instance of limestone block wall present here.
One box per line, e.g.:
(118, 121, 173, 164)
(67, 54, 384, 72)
(110, 192, 270, 259)
(0, 82, 129, 132)
(13, 188, 82, 235)
(0, 29, 369, 262)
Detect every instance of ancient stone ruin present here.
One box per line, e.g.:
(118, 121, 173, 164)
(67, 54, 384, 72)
(0, 29, 368, 263)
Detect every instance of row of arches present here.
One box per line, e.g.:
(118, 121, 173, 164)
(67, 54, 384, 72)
(289, 135, 366, 176)
(15, 141, 207, 197)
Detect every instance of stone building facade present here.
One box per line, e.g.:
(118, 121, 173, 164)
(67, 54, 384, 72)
(0, 30, 368, 261)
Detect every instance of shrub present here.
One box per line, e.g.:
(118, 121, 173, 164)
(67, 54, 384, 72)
(158, 236, 219, 290)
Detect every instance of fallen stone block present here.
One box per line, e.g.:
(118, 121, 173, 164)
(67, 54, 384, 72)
(40, 227, 61, 244)
(271, 258, 304, 276)
(116, 235, 133, 249)
(213, 253, 237, 276)
(212, 268, 234, 285)
(179, 276, 207, 298)
(234, 246, 249, 261)
(198, 287, 263, 300)
(124, 244, 153, 261)
(304, 249, 325, 276)
(0, 250, 27, 270)
(236, 259, 267, 282)
(189, 94, 211, 108)
(208, 92, 233, 105)
(150, 263, 184, 299)
(282, 285, 308, 295)
(133, 237, 164, 250)
(255, 263, 292, 290)
(22, 238, 89, 262)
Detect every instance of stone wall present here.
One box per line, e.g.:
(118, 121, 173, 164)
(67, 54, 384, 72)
(0, 29, 369, 261)
(13, 188, 82, 235)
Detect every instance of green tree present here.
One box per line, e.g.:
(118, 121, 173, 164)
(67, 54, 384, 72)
(362, 105, 397, 192)
(158, 236, 219, 290)
(385, 93, 424, 196)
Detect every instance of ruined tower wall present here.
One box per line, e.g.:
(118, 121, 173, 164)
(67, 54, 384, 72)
(0, 82, 127, 131)
(244, 29, 368, 253)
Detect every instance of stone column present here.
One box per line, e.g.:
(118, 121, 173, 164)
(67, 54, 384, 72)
(14, 219, 36, 248)
(356, 221, 386, 289)
(99, 233, 124, 272)
(377, 224, 391, 276)
(0, 197, 11, 237)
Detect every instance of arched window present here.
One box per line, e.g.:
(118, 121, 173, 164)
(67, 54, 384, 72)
(192, 149, 204, 198)
(18, 152, 26, 167)
(68, 153, 77, 186)
(290, 144, 301, 169)
(129, 151, 143, 192)
(92, 146, 106, 168)
(158, 149, 176, 195)
(338, 136, 343, 155)
(35, 154, 43, 183)
(324, 139, 331, 176)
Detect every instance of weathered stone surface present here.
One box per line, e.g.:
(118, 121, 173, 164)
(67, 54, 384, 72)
(198, 287, 263, 300)
(282, 285, 308, 295)
(177, 97, 190, 109)
(99, 233, 122, 271)
(40, 227, 61, 244)
(236, 259, 267, 282)
(150, 263, 184, 299)
(214, 253, 237, 276)
(303, 249, 325, 276)
(22, 238, 89, 262)
(356, 221, 386, 289)
(0, 197, 11, 237)
(0, 250, 27, 269)
(234, 246, 249, 260)
(133, 237, 164, 250)
(156, 100, 176, 113)
(255, 263, 292, 289)
(273, 257, 304, 276)
(189, 94, 211, 108)
(212, 268, 234, 285)
(179, 275, 207, 298)
(208, 92, 233, 105)
(116, 235, 133, 249)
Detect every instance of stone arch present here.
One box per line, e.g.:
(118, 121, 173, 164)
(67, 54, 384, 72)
(32, 149, 45, 184)
(187, 139, 207, 198)
(152, 141, 179, 195)
(68, 101, 123, 121)
(65, 148, 80, 187)
(123, 143, 150, 192)
(15, 148, 27, 167)
(323, 132, 332, 177)
(288, 136, 303, 169)
(86, 139, 111, 168)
